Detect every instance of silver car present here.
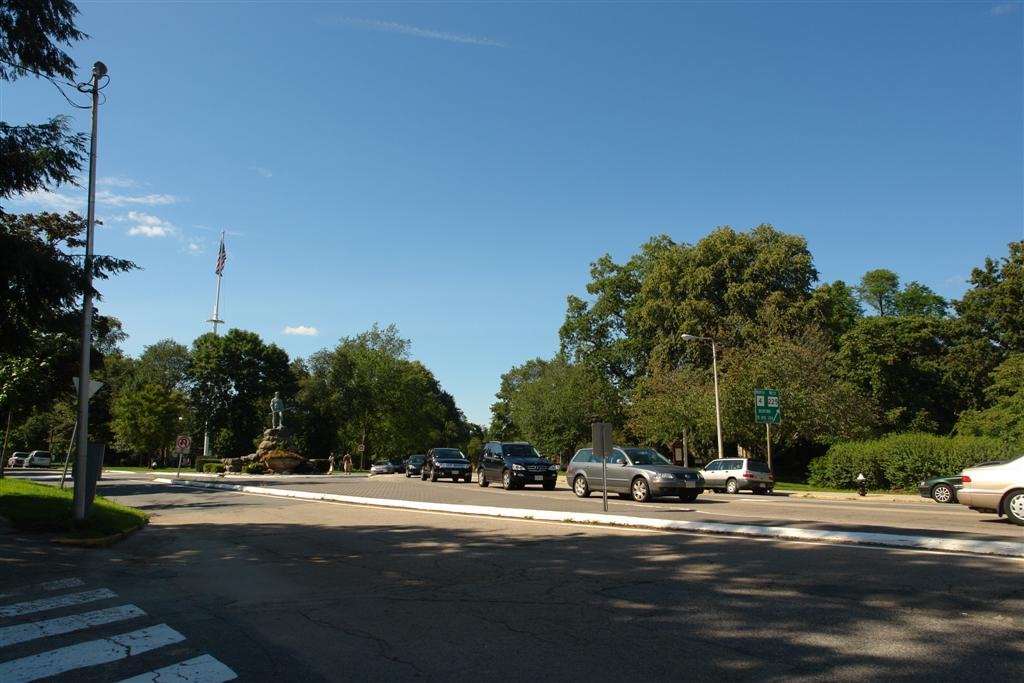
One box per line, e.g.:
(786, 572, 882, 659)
(567, 447, 704, 503)
(700, 458, 774, 494)
(957, 454, 1024, 526)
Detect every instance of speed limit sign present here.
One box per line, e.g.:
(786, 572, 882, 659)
(175, 435, 192, 453)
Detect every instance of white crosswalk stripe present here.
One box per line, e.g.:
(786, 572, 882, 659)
(0, 623, 185, 682)
(0, 588, 117, 618)
(118, 654, 238, 682)
(0, 604, 147, 647)
(0, 579, 237, 682)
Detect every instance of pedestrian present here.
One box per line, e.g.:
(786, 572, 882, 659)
(342, 452, 352, 475)
(328, 452, 336, 474)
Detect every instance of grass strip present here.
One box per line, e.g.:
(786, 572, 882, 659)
(0, 479, 148, 538)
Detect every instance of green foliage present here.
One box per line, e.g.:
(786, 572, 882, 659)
(242, 461, 266, 474)
(955, 352, 1024, 446)
(855, 269, 899, 316)
(195, 458, 220, 472)
(893, 281, 947, 317)
(808, 433, 1017, 490)
(110, 384, 187, 458)
(203, 463, 226, 474)
(954, 240, 1024, 354)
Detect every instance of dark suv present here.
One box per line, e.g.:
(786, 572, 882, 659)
(422, 448, 472, 483)
(477, 441, 557, 490)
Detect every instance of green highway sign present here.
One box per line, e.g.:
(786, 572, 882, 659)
(754, 388, 781, 424)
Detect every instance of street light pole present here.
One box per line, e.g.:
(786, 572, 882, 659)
(73, 61, 107, 522)
(681, 333, 724, 460)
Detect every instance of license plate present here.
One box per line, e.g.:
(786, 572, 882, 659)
(532, 475, 544, 481)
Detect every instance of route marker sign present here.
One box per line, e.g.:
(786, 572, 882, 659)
(754, 388, 781, 424)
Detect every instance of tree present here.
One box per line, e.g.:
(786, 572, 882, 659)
(954, 353, 1024, 446)
(855, 269, 899, 316)
(1, 0, 87, 204)
(893, 281, 947, 317)
(803, 280, 863, 346)
(134, 339, 190, 392)
(110, 384, 187, 463)
(187, 329, 294, 457)
(954, 240, 1024, 354)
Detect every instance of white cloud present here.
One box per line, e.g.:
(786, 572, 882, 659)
(990, 3, 1019, 16)
(98, 190, 178, 207)
(8, 188, 84, 212)
(250, 166, 273, 178)
(125, 211, 176, 238)
(283, 326, 319, 336)
(188, 242, 202, 254)
(335, 17, 509, 48)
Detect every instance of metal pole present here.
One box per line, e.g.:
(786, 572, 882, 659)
(0, 410, 11, 480)
(711, 340, 724, 460)
(766, 423, 772, 471)
(73, 62, 105, 522)
(60, 420, 78, 489)
(602, 456, 608, 512)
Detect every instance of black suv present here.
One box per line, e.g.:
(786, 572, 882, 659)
(477, 441, 557, 490)
(422, 448, 472, 483)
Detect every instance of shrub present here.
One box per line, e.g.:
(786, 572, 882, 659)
(809, 433, 1016, 490)
(203, 463, 226, 474)
(195, 458, 220, 472)
(242, 461, 267, 475)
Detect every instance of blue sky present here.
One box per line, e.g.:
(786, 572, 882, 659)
(5, 1, 1022, 426)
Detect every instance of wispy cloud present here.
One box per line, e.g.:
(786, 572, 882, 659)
(98, 176, 139, 188)
(284, 325, 319, 336)
(334, 17, 509, 48)
(990, 3, 1019, 16)
(98, 190, 178, 207)
(188, 241, 203, 255)
(124, 211, 176, 238)
(250, 166, 273, 178)
(8, 189, 83, 212)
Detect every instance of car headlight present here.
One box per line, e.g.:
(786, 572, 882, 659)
(511, 464, 525, 472)
(653, 472, 675, 481)
(548, 465, 558, 472)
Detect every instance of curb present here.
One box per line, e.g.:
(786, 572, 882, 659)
(156, 478, 1024, 559)
(51, 520, 148, 548)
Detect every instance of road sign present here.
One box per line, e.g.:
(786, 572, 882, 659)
(72, 377, 104, 400)
(175, 435, 192, 454)
(754, 388, 781, 424)
(357, 443, 365, 453)
(591, 422, 612, 458)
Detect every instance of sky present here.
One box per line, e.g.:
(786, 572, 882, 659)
(4, 1, 1022, 427)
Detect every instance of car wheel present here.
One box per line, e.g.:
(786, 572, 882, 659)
(421, 471, 428, 480)
(453, 476, 460, 483)
(679, 492, 699, 503)
(502, 469, 514, 490)
(725, 478, 739, 494)
(573, 475, 591, 498)
(464, 474, 472, 482)
(542, 480, 556, 491)
(1004, 490, 1024, 526)
(477, 469, 489, 487)
(931, 483, 955, 504)
(631, 477, 651, 503)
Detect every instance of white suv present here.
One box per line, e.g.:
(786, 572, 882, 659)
(25, 450, 53, 467)
(700, 458, 774, 494)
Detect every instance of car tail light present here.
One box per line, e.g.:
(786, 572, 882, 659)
(961, 475, 972, 483)
(742, 473, 753, 478)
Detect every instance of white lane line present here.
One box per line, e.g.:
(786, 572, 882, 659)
(0, 578, 85, 600)
(0, 604, 147, 648)
(0, 623, 185, 683)
(118, 654, 237, 683)
(0, 588, 117, 619)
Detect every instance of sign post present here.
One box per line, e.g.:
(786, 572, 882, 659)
(175, 435, 192, 477)
(754, 388, 781, 470)
(591, 422, 612, 512)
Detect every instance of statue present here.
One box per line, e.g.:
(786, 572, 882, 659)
(270, 391, 286, 428)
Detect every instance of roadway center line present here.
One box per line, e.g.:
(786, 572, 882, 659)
(0, 623, 185, 683)
(0, 589, 117, 619)
(0, 604, 147, 648)
(117, 654, 237, 682)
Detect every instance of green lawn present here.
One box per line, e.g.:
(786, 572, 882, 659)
(0, 478, 148, 538)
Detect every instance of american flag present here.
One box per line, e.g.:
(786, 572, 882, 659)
(215, 234, 226, 275)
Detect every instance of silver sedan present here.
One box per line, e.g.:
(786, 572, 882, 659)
(567, 447, 704, 503)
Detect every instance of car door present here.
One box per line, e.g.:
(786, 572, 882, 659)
(482, 444, 499, 480)
(605, 448, 630, 492)
(576, 449, 601, 491)
(703, 461, 722, 488)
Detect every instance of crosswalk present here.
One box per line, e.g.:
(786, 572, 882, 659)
(0, 577, 236, 682)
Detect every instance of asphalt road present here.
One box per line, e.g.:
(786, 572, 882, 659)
(2, 475, 1022, 681)
(167, 471, 1024, 543)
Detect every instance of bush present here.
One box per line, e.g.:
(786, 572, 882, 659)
(195, 458, 220, 472)
(809, 433, 1016, 490)
(203, 463, 226, 474)
(242, 462, 267, 475)
(307, 459, 329, 474)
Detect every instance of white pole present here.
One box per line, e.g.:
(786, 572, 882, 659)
(711, 340, 724, 460)
(204, 231, 225, 457)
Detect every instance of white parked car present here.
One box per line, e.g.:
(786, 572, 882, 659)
(957, 454, 1024, 526)
(25, 450, 53, 467)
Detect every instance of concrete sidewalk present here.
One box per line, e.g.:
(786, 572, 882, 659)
(155, 476, 1024, 559)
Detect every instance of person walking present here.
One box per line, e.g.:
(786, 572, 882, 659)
(328, 452, 337, 474)
(342, 452, 352, 475)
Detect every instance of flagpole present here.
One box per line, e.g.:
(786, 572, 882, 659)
(204, 231, 226, 458)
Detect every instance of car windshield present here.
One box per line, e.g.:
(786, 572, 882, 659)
(502, 444, 540, 457)
(624, 448, 671, 466)
(373, 461, 389, 466)
(409, 456, 425, 463)
(747, 460, 772, 473)
(433, 448, 466, 459)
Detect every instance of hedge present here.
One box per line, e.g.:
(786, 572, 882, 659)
(808, 433, 1018, 490)
(202, 463, 226, 474)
